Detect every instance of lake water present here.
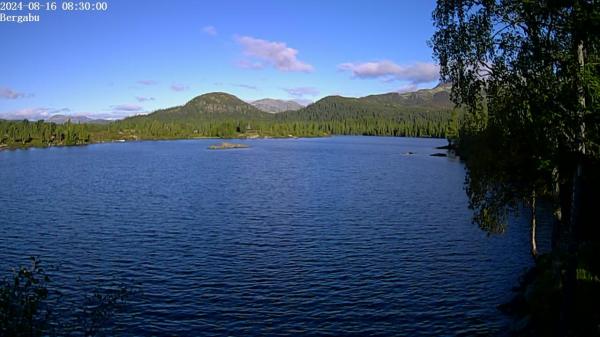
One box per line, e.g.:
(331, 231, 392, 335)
(0, 136, 540, 336)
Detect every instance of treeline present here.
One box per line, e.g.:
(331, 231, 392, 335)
(114, 118, 454, 139)
(0, 105, 458, 148)
(276, 95, 458, 137)
(112, 92, 457, 139)
(0, 88, 459, 148)
(0, 119, 92, 148)
(432, 0, 599, 335)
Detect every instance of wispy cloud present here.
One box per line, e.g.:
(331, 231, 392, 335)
(0, 107, 69, 120)
(338, 61, 439, 84)
(170, 83, 189, 92)
(283, 87, 319, 98)
(202, 25, 217, 36)
(137, 80, 157, 86)
(0, 87, 31, 99)
(88, 112, 136, 120)
(231, 83, 258, 90)
(51, 108, 71, 114)
(236, 60, 264, 70)
(0, 106, 145, 121)
(135, 96, 155, 102)
(10, 108, 51, 120)
(111, 104, 144, 112)
(236, 36, 314, 73)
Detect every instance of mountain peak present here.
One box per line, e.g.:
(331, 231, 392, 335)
(250, 98, 304, 113)
(131, 84, 453, 124)
(145, 92, 269, 121)
(186, 92, 246, 106)
(45, 114, 109, 124)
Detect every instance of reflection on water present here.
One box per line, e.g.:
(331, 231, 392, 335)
(0, 137, 545, 336)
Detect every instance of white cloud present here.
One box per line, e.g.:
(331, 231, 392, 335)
(137, 80, 157, 86)
(236, 36, 314, 73)
(202, 25, 217, 36)
(135, 96, 155, 102)
(0, 106, 146, 121)
(231, 83, 258, 90)
(0, 87, 31, 99)
(236, 60, 264, 70)
(338, 61, 439, 84)
(0, 107, 69, 120)
(170, 83, 189, 92)
(284, 87, 319, 98)
(111, 104, 144, 112)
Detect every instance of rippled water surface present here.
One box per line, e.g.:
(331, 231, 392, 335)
(0, 137, 536, 336)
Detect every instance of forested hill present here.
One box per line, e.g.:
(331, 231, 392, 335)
(115, 84, 457, 138)
(1, 85, 459, 148)
(275, 83, 455, 136)
(127, 92, 272, 123)
(281, 84, 453, 122)
(362, 83, 452, 109)
(124, 84, 454, 123)
(279, 85, 454, 121)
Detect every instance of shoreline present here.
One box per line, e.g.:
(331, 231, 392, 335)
(0, 134, 448, 152)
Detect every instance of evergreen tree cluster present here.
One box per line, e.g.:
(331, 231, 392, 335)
(0, 87, 458, 148)
(0, 119, 91, 148)
(432, 0, 600, 334)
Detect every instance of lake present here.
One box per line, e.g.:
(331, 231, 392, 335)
(0, 136, 540, 336)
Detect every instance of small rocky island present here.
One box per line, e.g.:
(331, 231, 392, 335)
(208, 142, 250, 150)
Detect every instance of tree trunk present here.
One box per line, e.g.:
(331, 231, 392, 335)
(531, 190, 538, 258)
(561, 37, 587, 337)
(551, 167, 562, 251)
(571, 39, 586, 240)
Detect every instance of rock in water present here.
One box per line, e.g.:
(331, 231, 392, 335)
(208, 142, 250, 150)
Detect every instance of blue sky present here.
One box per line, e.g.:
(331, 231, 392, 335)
(0, 0, 439, 119)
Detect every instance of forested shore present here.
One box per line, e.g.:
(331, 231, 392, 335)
(0, 108, 457, 150)
(0, 85, 459, 150)
(432, 0, 600, 335)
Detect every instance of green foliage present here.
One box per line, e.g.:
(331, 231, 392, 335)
(0, 119, 91, 148)
(432, 0, 600, 334)
(0, 257, 135, 337)
(0, 257, 51, 337)
(0, 88, 458, 149)
(117, 89, 457, 139)
(432, 0, 600, 232)
(277, 88, 457, 137)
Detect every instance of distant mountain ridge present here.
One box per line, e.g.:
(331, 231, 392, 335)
(362, 83, 452, 109)
(45, 115, 110, 124)
(1, 84, 457, 147)
(128, 84, 454, 123)
(1, 85, 453, 126)
(279, 84, 454, 122)
(134, 92, 271, 123)
(250, 99, 304, 113)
